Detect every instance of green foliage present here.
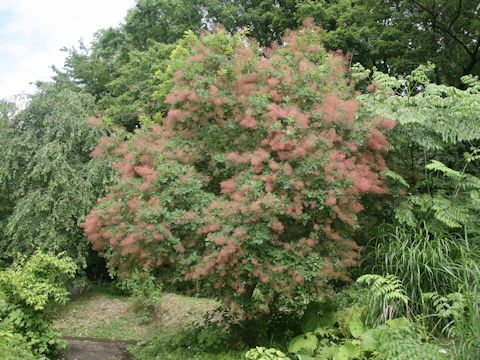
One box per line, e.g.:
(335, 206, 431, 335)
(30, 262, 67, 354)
(0, 320, 36, 360)
(204, 0, 299, 47)
(0, 85, 113, 268)
(355, 63, 480, 235)
(286, 296, 361, 359)
(0, 98, 19, 128)
(98, 41, 176, 131)
(168, 307, 235, 353)
(115, 269, 162, 317)
(0, 251, 76, 359)
(288, 333, 318, 357)
(0, 251, 76, 311)
(245, 347, 290, 360)
(123, 0, 204, 50)
(410, 153, 480, 230)
(370, 223, 474, 317)
(361, 318, 452, 360)
(356, 265, 479, 359)
(83, 21, 393, 314)
(54, 0, 205, 129)
(129, 339, 244, 360)
(356, 274, 410, 326)
(53, 0, 480, 113)
(423, 259, 480, 359)
(285, 288, 453, 360)
(300, 302, 336, 334)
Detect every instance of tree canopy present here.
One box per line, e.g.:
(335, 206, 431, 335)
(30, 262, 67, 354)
(0, 85, 112, 268)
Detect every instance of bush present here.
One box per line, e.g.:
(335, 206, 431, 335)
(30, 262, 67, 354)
(115, 269, 162, 317)
(0, 251, 76, 359)
(285, 285, 453, 360)
(82, 19, 393, 313)
(0, 321, 35, 360)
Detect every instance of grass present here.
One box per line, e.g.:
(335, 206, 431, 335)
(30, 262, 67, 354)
(52, 285, 220, 342)
(371, 223, 468, 314)
(52, 285, 247, 359)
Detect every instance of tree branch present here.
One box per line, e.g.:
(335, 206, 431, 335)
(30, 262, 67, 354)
(409, 0, 473, 56)
(448, 0, 462, 30)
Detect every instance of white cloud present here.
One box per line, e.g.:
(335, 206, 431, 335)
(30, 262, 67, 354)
(0, 0, 136, 99)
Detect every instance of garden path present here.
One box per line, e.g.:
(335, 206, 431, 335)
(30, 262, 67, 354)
(56, 337, 134, 360)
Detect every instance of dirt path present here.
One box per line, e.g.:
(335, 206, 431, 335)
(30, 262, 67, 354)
(52, 288, 221, 359)
(55, 337, 135, 360)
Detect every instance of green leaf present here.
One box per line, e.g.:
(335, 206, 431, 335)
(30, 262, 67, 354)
(288, 333, 318, 356)
(386, 317, 410, 329)
(349, 313, 367, 338)
(297, 355, 315, 360)
(300, 302, 336, 333)
(336, 343, 361, 360)
(360, 327, 383, 350)
(383, 170, 409, 188)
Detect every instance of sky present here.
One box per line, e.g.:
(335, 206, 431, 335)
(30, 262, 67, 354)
(0, 0, 136, 100)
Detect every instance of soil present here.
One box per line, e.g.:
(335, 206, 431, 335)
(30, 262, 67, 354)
(55, 337, 135, 360)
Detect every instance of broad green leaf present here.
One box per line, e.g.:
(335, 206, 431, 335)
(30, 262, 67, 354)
(349, 313, 367, 338)
(336, 343, 361, 360)
(288, 333, 318, 356)
(386, 316, 410, 329)
(300, 302, 336, 333)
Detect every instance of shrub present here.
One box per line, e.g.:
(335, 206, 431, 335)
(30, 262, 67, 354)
(115, 269, 162, 316)
(0, 85, 113, 269)
(0, 321, 36, 360)
(286, 289, 452, 360)
(0, 251, 76, 359)
(82, 19, 393, 312)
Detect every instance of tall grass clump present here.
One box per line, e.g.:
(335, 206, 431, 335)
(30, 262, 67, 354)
(371, 222, 470, 314)
(423, 255, 480, 359)
(370, 223, 480, 358)
(447, 255, 479, 359)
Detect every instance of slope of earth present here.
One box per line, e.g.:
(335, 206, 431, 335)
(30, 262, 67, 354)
(51, 286, 221, 359)
(52, 286, 220, 341)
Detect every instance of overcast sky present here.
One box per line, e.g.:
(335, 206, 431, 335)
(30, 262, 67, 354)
(0, 0, 136, 100)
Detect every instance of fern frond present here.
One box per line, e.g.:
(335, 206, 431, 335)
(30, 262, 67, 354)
(383, 170, 409, 188)
(394, 206, 416, 227)
(431, 199, 469, 228)
(425, 160, 463, 180)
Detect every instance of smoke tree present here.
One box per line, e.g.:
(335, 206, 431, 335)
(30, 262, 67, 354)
(82, 21, 394, 310)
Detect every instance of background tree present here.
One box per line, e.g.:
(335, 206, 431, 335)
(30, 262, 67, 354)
(97, 41, 176, 131)
(202, 0, 299, 46)
(296, 0, 480, 86)
(0, 85, 113, 269)
(354, 64, 480, 234)
(123, 0, 204, 50)
(54, 27, 129, 101)
(53, 0, 480, 133)
(82, 22, 394, 311)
